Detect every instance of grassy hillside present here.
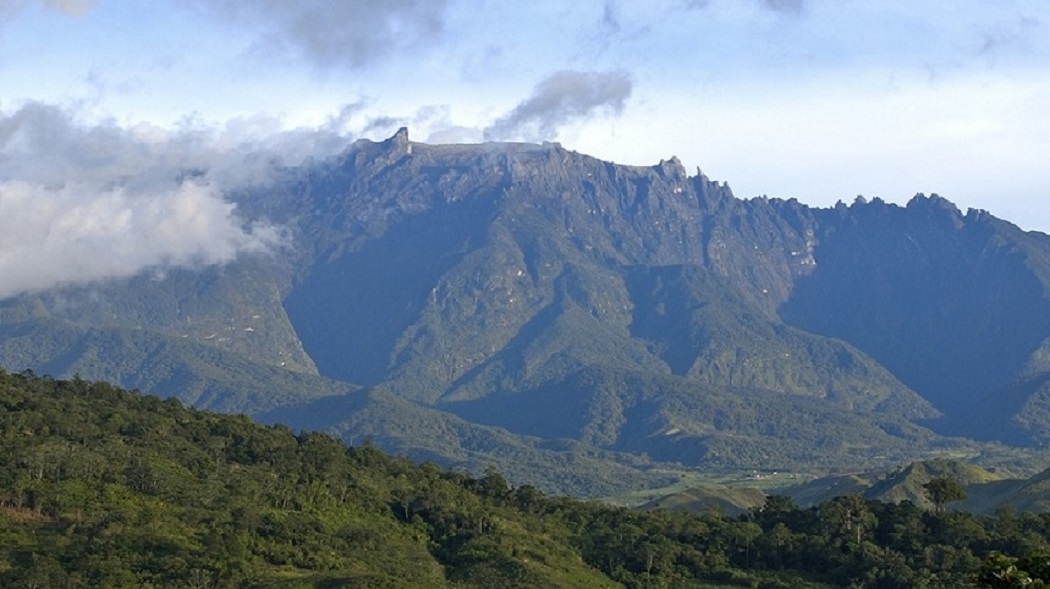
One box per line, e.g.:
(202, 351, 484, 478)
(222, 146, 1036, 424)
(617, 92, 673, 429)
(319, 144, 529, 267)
(638, 485, 767, 516)
(864, 459, 1003, 508)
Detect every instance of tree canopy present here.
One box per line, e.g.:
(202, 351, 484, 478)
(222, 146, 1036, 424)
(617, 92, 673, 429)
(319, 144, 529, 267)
(1, 369, 1049, 588)
(925, 477, 968, 514)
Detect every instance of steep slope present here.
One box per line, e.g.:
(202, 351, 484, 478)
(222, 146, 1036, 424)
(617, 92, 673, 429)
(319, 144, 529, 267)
(642, 458, 1050, 518)
(779, 458, 1050, 516)
(0, 254, 338, 414)
(0, 256, 312, 373)
(273, 131, 952, 474)
(781, 196, 1050, 443)
(964, 467, 1050, 513)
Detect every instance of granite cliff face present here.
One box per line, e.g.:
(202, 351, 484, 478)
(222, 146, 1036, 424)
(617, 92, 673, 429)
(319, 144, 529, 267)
(782, 196, 1050, 443)
(2, 129, 1049, 492)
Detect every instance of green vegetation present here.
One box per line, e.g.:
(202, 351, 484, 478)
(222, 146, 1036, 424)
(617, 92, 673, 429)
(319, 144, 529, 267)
(638, 484, 767, 516)
(925, 477, 968, 514)
(4, 370, 1050, 588)
(0, 370, 613, 587)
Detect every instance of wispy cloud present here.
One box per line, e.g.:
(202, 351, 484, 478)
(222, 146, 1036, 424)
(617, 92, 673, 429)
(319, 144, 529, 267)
(601, 0, 622, 36)
(679, 0, 803, 14)
(484, 70, 633, 142)
(179, 0, 450, 70)
(0, 0, 95, 17)
(979, 15, 1040, 61)
(760, 0, 804, 15)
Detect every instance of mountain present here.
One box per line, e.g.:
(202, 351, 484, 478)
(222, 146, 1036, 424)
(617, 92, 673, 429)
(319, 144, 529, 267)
(2, 128, 1050, 493)
(785, 458, 1050, 516)
(780, 196, 1050, 444)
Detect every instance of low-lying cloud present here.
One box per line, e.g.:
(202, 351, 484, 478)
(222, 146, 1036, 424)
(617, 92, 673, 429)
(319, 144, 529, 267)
(0, 102, 354, 299)
(0, 181, 279, 298)
(180, 0, 449, 70)
(484, 70, 633, 142)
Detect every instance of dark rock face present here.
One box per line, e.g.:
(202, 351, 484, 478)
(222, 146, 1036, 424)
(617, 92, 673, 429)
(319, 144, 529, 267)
(3, 129, 1050, 491)
(781, 195, 1050, 442)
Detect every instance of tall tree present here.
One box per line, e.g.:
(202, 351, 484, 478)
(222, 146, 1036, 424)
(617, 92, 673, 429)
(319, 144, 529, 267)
(924, 478, 967, 515)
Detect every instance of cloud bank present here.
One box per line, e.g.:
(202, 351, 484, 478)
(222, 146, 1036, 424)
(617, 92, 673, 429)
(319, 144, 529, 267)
(0, 102, 350, 298)
(0, 181, 278, 298)
(484, 70, 633, 142)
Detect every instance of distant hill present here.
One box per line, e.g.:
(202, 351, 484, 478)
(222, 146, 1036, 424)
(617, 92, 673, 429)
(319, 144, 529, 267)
(643, 458, 1050, 517)
(862, 459, 1003, 508)
(3, 129, 1050, 493)
(639, 485, 767, 516)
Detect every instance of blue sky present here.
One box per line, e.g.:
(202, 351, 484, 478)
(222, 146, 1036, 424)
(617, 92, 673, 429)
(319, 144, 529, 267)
(1, 0, 1049, 294)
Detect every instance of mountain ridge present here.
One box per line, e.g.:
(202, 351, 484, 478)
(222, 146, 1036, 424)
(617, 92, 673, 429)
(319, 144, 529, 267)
(1, 128, 1049, 494)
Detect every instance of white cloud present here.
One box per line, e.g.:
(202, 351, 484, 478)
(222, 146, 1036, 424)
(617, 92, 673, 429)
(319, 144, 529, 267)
(0, 102, 349, 298)
(0, 180, 279, 298)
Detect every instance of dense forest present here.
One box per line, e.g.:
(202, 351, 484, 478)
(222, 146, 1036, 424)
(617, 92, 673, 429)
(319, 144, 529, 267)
(1, 370, 1049, 588)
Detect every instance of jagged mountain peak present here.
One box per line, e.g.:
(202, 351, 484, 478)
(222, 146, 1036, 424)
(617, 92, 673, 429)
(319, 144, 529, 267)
(906, 192, 961, 212)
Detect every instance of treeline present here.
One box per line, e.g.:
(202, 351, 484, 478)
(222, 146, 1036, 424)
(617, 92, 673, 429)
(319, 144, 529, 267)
(0, 370, 1047, 588)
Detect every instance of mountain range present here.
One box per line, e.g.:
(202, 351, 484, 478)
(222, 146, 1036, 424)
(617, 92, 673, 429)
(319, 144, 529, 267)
(3, 128, 1049, 495)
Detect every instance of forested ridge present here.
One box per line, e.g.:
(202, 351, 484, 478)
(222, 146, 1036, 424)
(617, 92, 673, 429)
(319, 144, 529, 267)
(2, 370, 1049, 588)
